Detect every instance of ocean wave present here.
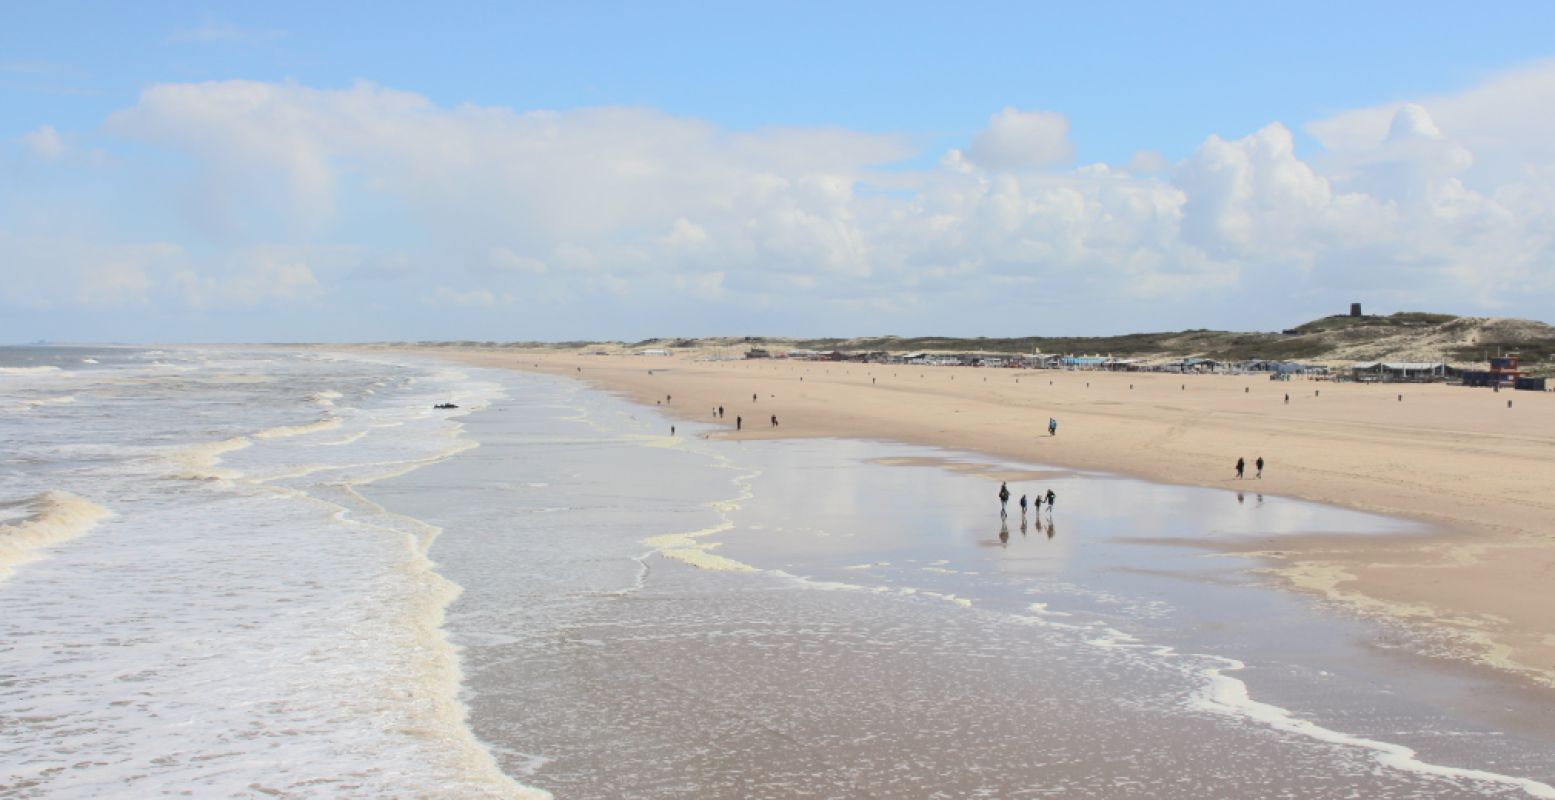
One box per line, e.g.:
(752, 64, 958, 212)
(0, 490, 112, 580)
(0, 365, 62, 374)
(167, 436, 252, 480)
(254, 417, 342, 440)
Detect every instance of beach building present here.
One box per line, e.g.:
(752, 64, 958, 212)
(1349, 361, 1449, 382)
(1461, 353, 1544, 390)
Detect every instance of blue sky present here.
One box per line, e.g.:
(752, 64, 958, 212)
(5, 3, 1555, 342)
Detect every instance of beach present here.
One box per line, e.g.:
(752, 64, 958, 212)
(431, 349, 1555, 691)
(7, 344, 1555, 796)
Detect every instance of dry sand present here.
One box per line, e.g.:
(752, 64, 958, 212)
(428, 348, 1555, 689)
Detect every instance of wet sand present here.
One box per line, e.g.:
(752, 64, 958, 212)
(361, 368, 1555, 797)
(420, 349, 1555, 691)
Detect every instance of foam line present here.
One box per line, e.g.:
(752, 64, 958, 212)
(1193, 656, 1555, 798)
(167, 436, 252, 480)
(254, 417, 343, 439)
(0, 490, 112, 581)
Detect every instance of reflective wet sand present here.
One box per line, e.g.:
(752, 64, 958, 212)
(367, 372, 1555, 798)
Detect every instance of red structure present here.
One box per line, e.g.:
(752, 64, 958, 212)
(1462, 352, 1532, 388)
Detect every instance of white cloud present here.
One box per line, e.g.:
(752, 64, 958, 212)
(21, 125, 65, 160)
(175, 249, 327, 307)
(0, 233, 184, 309)
(488, 247, 547, 274)
(1127, 149, 1170, 174)
(426, 286, 514, 307)
(23, 63, 1555, 337)
(966, 107, 1073, 170)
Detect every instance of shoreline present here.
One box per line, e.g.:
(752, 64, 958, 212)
(402, 346, 1554, 691)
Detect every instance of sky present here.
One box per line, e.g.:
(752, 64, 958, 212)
(5, 2, 1555, 343)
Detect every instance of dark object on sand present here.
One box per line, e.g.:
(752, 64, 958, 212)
(434, 402, 459, 409)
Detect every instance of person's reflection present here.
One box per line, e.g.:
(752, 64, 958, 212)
(1256, 494, 1264, 507)
(999, 519, 1010, 546)
(1236, 492, 1245, 505)
(1045, 519, 1056, 539)
(1019, 516, 1028, 536)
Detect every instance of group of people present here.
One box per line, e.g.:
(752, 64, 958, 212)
(998, 481, 1055, 518)
(1234, 456, 1265, 479)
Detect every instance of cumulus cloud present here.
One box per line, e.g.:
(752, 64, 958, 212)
(0, 233, 182, 309)
(966, 107, 1073, 170)
(174, 248, 328, 307)
(21, 124, 65, 160)
(10, 62, 1555, 336)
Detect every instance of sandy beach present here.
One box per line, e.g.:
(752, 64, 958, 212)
(426, 348, 1555, 691)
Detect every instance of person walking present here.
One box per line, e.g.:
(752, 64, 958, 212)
(1045, 488, 1056, 510)
(770, 414, 778, 427)
(736, 416, 742, 431)
(1235, 457, 1245, 479)
(1255, 456, 1264, 479)
(998, 482, 1011, 516)
(1019, 494, 1028, 515)
(1033, 492, 1042, 512)
(1048, 417, 1058, 436)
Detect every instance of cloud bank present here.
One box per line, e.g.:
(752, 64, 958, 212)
(6, 62, 1555, 339)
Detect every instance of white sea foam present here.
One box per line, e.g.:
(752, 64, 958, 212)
(639, 449, 761, 572)
(0, 490, 112, 580)
(1193, 656, 1555, 798)
(254, 416, 342, 439)
(1, 348, 544, 798)
(166, 436, 252, 480)
(0, 365, 62, 374)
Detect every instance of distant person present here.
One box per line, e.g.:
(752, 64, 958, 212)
(1255, 456, 1264, 479)
(753, 393, 758, 403)
(667, 394, 672, 404)
(1048, 417, 1058, 436)
(1033, 492, 1042, 512)
(670, 425, 675, 436)
(736, 416, 742, 431)
(719, 405, 725, 418)
(1019, 494, 1028, 514)
(1235, 457, 1245, 479)
(998, 482, 1011, 516)
(1045, 488, 1056, 510)
(1284, 393, 1289, 404)
(770, 414, 778, 427)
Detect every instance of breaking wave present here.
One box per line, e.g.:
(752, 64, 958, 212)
(0, 490, 112, 580)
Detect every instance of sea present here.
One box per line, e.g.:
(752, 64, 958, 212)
(3, 345, 1554, 799)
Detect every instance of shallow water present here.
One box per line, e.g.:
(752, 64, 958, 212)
(366, 369, 1555, 799)
(6, 348, 1554, 798)
(0, 346, 533, 797)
